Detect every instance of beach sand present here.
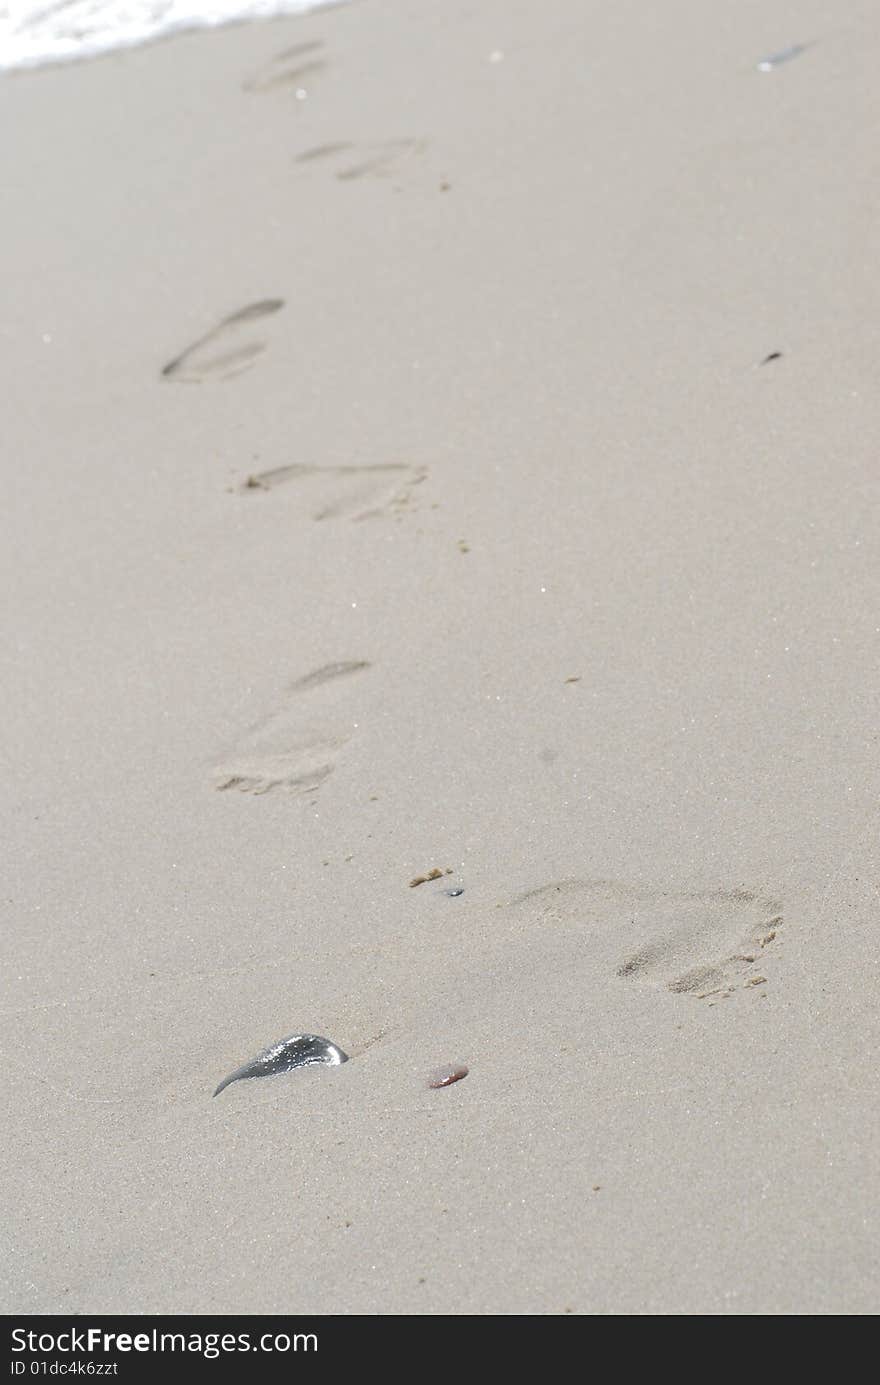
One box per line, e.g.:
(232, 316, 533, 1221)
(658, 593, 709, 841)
(1, 0, 879, 1314)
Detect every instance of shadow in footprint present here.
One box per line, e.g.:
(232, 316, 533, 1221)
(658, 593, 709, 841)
(162, 300, 284, 383)
(295, 138, 427, 181)
(243, 41, 327, 93)
(214, 660, 371, 797)
(509, 878, 781, 1000)
(240, 461, 427, 521)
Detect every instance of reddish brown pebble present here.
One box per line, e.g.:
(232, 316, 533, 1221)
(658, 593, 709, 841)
(428, 1063, 469, 1089)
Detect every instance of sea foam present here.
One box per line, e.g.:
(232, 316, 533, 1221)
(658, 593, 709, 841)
(0, 0, 342, 71)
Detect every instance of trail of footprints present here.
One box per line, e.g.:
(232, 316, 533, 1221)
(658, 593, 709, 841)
(170, 53, 781, 1102)
(214, 659, 370, 797)
(243, 37, 426, 178)
(161, 299, 426, 518)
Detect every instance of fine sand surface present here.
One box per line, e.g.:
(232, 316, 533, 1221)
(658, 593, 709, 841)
(2, 0, 879, 1315)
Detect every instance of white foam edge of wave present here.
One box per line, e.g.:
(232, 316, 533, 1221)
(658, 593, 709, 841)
(0, 0, 344, 72)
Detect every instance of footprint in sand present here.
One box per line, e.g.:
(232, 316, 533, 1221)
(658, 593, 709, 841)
(240, 461, 427, 522)
(243, 40, 327, 94)
(510, 879, 781, 999)
(295, 138, 426, 181)
(161, 300, 284, 383)
(213, 660, 370, 797)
